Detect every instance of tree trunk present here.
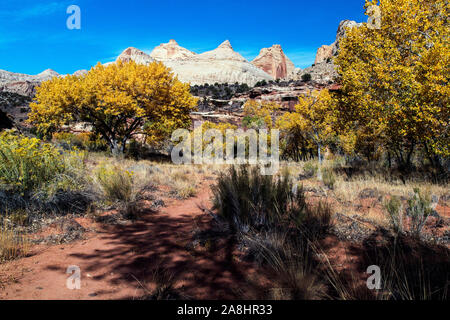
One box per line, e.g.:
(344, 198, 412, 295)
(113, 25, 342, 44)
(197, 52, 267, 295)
(317, 143, 323, 181)
(110, 139, 121, 157)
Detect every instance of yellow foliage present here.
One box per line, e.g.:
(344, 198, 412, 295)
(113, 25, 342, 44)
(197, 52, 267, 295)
(275, 90, 335, 162)
(192, 121, 238, 157)
(0, 132, 64, 194)
(29, 61, 198, 154)
(243, 100, 281, 129)
(334, 0, 449, 158)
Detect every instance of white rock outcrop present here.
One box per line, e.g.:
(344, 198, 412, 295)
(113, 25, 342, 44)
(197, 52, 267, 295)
(116, 47, 155, 65)
(145, 40, 272, 86)
(150, 39, 197, 61)
(0, 68, 60, 86)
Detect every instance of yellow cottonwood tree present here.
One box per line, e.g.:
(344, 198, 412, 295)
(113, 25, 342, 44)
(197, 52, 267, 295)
(334, 0, 449, 168)
(29, 61, 198, 154)
(242, 100, 281, 129)
(276, 90, 335, 178)
(295, 90, 335, 164)
(276, 112, 313, 161)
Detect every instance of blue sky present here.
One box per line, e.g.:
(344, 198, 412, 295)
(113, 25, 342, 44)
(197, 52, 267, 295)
(0, 0, 367, 75)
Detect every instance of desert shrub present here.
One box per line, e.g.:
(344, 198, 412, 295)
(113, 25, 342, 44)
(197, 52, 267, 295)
(406, 188, 433, 238)
(211, 166, 334, 300)
(300, 201, 333, 240)
(167, 169, 197, 199)
(0, 132, 89, 213)
(242, 116, 265, 129)
(212, 166, 307, 233)
(244, 231, 326, 300)
(0, 132, 67, 195)
(322, 168, 336, 189)
(301, 73, 312, 82)
(303, 161, 318, 178)
(361, 235, 449, 300)
(96, 164, 133, 202)
(171, 180, 197, 199)
(384, 196, 403, 233)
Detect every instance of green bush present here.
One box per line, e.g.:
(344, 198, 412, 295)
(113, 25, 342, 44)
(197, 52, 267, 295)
(300, 201, 333, 240)
(301, 73, 312, 82)
(244, 231, 326, 300)
(322, 168, 336, 189)
(242, 116, 265, 129)
(0, 131, 85, 196)
(0, 131, 90, 214)
(303, 161, 318, 178)
(406, 188, 433, 237)
(384, 195, 403, 233)
(96, 164, 133, 202)
(212, 166, 307, 232)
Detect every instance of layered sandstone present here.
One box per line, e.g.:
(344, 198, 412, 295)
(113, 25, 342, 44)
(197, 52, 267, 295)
(251, 44, 296, 79)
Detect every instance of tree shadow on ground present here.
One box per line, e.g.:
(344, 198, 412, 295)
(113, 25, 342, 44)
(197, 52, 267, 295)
(44, 207, 266, 299)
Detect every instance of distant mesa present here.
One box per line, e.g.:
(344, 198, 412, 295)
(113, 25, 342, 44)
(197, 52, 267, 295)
(0, 68, 61, 97)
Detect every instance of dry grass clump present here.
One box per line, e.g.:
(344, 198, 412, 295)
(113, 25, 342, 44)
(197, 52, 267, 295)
(362, 236, 449, 300)
(142, 164, 200, 199)
(0, 220, 29, 262)
(93, 160, 159, 219)
(212, 165, 308, 232)
(95, 163, 134, 202)
(209, 165, 333, 300)
(333, 174, 448, 204)
(244, 231, 326, 300)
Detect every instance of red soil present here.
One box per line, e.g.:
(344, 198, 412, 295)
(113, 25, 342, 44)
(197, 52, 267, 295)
(0, 184, 262, 300)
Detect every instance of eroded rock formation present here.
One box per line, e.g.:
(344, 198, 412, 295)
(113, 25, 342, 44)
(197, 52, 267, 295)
(251, 44, 297, 79)
(313, 20, 363, 65)
(147, 40, 273, 86)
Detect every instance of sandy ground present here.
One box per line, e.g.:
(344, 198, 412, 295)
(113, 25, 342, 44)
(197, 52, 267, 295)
(0, 184, 262, 300)
(0, 181, 448, 300)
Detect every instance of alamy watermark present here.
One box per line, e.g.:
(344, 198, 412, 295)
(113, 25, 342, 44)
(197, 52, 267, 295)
(66, 265, 81, 290)
(66, 5, 81, 30)
(367, 4, 382, 30)
(366, 265, 381, 290)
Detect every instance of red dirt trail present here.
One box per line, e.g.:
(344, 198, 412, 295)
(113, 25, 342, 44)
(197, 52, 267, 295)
(0, 185, 260, 300)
